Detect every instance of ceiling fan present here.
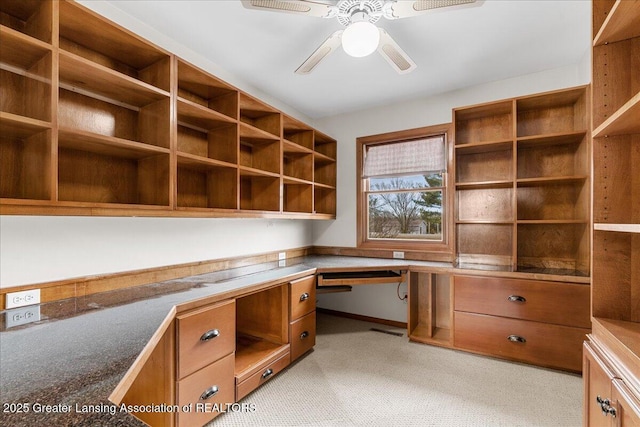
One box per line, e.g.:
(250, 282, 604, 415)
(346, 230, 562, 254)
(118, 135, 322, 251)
(241, 0, 479, 75)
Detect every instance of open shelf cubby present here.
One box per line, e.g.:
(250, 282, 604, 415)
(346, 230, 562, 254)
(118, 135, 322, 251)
(177, 100, 237, 164)
(0, 115, 51, 201)
(57, 132, 170, 206)
(454, 100, 513, 145)
(455, 141, 513, 184)
(517, 179, 589, 221)
(235, 284, 288, 375)
(239, 93, 281, 139)
(516, 88, 587, 138)
(59, 0, 171, 93)
(408, 272, 452, 346)
(239, 170, 280, 212)
(314, 185, 336, 216)
(177, 59, 238, 120)
(516, 132, 588, 179)
(0, 0, 53, 43)
(283, 115, 313, 150)
(456, 223, 514, 267)
(516, 223, 589, 274)
(457, 187, 513, 222)
(283, 181, 313, 214)
(177, 155, 238, 210)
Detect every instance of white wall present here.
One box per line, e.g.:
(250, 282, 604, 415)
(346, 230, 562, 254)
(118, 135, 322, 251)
(0, 217, 312, 287)
(313, 62, 590, 322)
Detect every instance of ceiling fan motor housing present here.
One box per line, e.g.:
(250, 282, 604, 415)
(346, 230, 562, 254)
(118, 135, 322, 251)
(337, 0, 385, 26)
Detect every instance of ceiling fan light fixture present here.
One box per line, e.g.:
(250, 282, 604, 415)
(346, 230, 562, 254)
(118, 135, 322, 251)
(341, 21, 380, 58)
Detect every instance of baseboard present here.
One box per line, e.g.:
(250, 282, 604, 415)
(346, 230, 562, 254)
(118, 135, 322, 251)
(317, 307, 408, 329)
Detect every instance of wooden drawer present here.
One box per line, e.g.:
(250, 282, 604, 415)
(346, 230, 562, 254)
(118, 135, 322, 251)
(177, 353, 235, 427)
(236, 351, 290, 401)
(177, 300, 235, 379)
(454, 311, 588, 372)
(454, 275, 590, 328)
(290, 275, 316, 321)
(290, 311, 316, 361)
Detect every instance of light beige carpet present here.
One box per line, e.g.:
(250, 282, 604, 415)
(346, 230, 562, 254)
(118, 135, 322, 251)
(213, 313, 582, 426)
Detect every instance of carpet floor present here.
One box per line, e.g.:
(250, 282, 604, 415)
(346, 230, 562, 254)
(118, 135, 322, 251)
(213, 312, 583, 427)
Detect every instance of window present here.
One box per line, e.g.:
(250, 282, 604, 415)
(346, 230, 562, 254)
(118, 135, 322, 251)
(357, 124, 451, 254)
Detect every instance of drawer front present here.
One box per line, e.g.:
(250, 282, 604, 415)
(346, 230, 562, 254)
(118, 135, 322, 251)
(236, 352, 290, 401)
(454, 311, 588, 372)
(290, 311, 316, 361)
(177, 300, 236, 379)
(454, 275, 590, 328)
(177, 353, 235, 427)
(290, 275, 316, 321)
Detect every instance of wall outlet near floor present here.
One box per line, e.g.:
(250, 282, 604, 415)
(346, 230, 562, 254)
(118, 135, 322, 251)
(5, 305, 41, 328)
(393, 251, 405, 259)
(278, 252, 286, 267)
(5, 289, 41, 309)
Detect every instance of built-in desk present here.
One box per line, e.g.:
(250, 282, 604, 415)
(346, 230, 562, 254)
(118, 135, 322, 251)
(0, 255, 590, 426)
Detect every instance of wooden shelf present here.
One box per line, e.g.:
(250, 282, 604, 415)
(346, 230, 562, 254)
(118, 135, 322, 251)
(0, 0, 336, 219)
(235, 336, 288, 379)
(177, 98, 236, 130)
(58, 128, 169, 159)
(59, 51, 169, 108)
(59, 0, 170, 92)
(177, 154, 237, 210)
(593, 0, 640, 46)
(0, 0, 53, 43)
(593, 92, 640, 137)
(454, 139, 513, 152)
(455, 180, 513, 190)
(516, 87, 587, 138)
(516, 176, 589, 186)
(454, 100, 513, 145)
(517, 219, 589, 225)
(177, 59, 238, 120)
(0, 112, 50, 138)
(0, 25, 52, 69)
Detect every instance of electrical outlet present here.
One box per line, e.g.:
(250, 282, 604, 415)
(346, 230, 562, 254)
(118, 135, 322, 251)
(5, 305, 41, 328)
(393, 251, 405, 259)
(5, 289, 40, 309)
(278, 252, 286, 267)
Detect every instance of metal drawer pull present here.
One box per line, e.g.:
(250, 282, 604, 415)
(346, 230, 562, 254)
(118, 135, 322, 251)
(200, 385, 219, 401)
(200, 329, 220, 341)
(261, 368, 273, 379)
(300, 331, 310, 340)
(596, 396, 617, 417)
(300, 292, 310, 302)
(507, 295, 526, 303)
(507, 335, 526, 343)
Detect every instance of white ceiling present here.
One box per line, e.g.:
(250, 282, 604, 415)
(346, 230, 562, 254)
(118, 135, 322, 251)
(103, 0, 591, 119)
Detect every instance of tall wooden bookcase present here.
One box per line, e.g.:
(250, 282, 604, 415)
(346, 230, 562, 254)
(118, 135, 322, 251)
(453, 86, 591, 276)
(0, 0, 337, 219)
(583, 1, 640, 425)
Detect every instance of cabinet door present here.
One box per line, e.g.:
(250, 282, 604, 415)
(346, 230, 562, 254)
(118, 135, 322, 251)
(612, 379, 640, 427)
(583, 342, 615, 427)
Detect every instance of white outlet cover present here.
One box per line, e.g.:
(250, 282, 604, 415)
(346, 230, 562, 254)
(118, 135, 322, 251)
(393, 251, 405, 259)
(5, 306, 41, 328)
(5, 289, 41, 309)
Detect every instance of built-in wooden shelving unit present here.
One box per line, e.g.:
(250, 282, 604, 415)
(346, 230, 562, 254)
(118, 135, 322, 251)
(0, 0, 337, 219)
(453, 86, 590, 276)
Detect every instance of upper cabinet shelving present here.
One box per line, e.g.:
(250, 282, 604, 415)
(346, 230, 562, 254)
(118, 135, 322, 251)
(453, 86, 590, 276)
(0, 0, 336, 219)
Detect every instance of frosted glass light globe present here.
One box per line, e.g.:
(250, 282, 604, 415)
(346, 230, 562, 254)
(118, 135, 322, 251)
(342, 21, 380, 58)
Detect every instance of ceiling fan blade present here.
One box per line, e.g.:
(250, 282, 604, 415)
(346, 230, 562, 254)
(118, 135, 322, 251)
(384, 0, 479, 19)
(295, 30, 343, 74)
(377, 28, 417, 74)
(241, 0, 337, 18)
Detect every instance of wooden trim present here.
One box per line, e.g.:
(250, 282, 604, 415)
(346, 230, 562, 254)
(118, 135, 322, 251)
(317, 307, 407, 329)
(356, 123, 454, 256)
(0, 246, 312, 310)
